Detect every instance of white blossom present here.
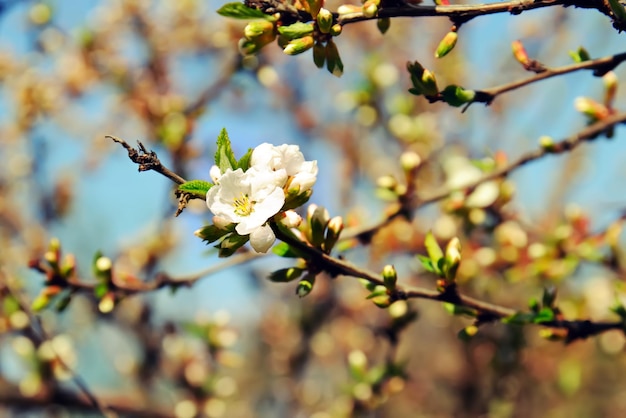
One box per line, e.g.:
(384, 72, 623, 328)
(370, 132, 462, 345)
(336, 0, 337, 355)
(251, 143, 318, 192)
(206, 167, 286, 252)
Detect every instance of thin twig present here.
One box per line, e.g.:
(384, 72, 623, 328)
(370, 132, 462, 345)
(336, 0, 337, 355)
(337, 0, 615, 26)
(472, 52, 626, 105)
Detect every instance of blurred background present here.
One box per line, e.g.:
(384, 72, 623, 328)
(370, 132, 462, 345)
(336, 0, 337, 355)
(1, 0, 626, 417)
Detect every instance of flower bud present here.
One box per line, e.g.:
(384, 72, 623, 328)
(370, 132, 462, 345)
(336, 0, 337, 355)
(539, 135, 556, 152)
(325, 39, 343, 77)
(283, 36, 314, 55)
(244, 20, 275, 40)
(329, 24, 342, 36)
(98, 292, 116, 313)
(323, 216, 344, 253)
(313, 42, 326, 68)
(574, 97, 609, 121)
(511, 40, 530, 66)
(382, 264, 397, 290)
(337, 4, 362, 14)
(238, 38, 262, 55)
(377, 17, 390, 34)
(61, 253, 76, 278)
(317, 8, 333, 34)
(362, 0, 378, 18)
(435, 31, 458, 58)
(278, 210, 302, 228)
(296, 273, 316, 298)
(603, 71, 618, 108)
(95, 256, 112, 273)
(443, 237, 461, 281)
(400, 151, 421, 172)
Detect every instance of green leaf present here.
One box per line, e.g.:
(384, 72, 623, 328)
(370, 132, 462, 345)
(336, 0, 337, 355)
(216, 233, 249, 257)
(272, 242, 305, 258)
(214, 128, 238, 173)
(296, 273, 316, 297)
(217, 3, 272, 20)
(237, 148, 253, 171)
(424, 231, 443, 265)
(533, 307, 555, 324)
(178, 180, 212, 198)
(196, 225, 233, 244)
(267, 267, 304, 283)
(416, 254, 437, 274)
(278, 22, 314, 40)
(55, 291, 73, 312)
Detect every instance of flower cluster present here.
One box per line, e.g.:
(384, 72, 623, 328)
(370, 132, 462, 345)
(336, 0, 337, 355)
(206, 143, 318, 253)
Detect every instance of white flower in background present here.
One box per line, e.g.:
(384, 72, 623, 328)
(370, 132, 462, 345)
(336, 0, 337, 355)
(251, 143, 318, 193)
(206, 167, 287, 252)
(443, 155, 499, 208)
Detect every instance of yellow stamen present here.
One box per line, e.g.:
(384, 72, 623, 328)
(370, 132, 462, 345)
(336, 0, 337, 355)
(233, 193, 254, 216)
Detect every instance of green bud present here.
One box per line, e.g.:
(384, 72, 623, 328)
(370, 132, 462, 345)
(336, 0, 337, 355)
(98, 292, 116, 313)
(283, 36, 314, 55)
(424, 231, 444, 266)
(377, 17, 390, 34)
(296, 273, 316, 297)
(568, 46, 591, 63)
(441, 85, 476, 107)
(382, 264, 397, 290)
(539, 136, 556, 152)
(400, 151, 421, 172)
(31, 293, 50, 312)
(435, 31, 458, 58)
(325, 39, 344, 77)
(443, 237, 461, 281)
(323, 216, 344, 253)
(317, 8, 333, 34)
(406, 61, 438, 97)
(313, 42, 326, 68)
(268, 267, 304, 283)
(238, 38, 262, 55)
(329, 24, 342, 36)
(309, 205, 330, 248)
(244, 20, 275, 40)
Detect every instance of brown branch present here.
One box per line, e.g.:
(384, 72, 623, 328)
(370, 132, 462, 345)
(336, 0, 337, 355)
(106, 136, 186, 185)
(471, 51, 626, 105)
(271, 222, 624, 343)
(338, 0, 616, 26)
(60, 252, 261, 295)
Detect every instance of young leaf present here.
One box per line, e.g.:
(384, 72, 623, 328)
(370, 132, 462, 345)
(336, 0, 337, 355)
(178, 180, 212, 198)
(533, 307, 555, 324)
(268, 267, 304, 282)
(217, 233, 249, 257)
(215, 128, 238, 173)
(272, 242, 305, 258)
(237, 148, 253, 171)
(217, 3, 272, 20)
(416, 254, 437, 274)
(278, 22, 314, 41)
(424, 231, 444, 265)
(195, 225, 232, 244)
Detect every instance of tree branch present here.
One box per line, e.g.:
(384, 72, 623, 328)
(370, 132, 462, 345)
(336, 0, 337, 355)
(337, 0, 615, 26)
